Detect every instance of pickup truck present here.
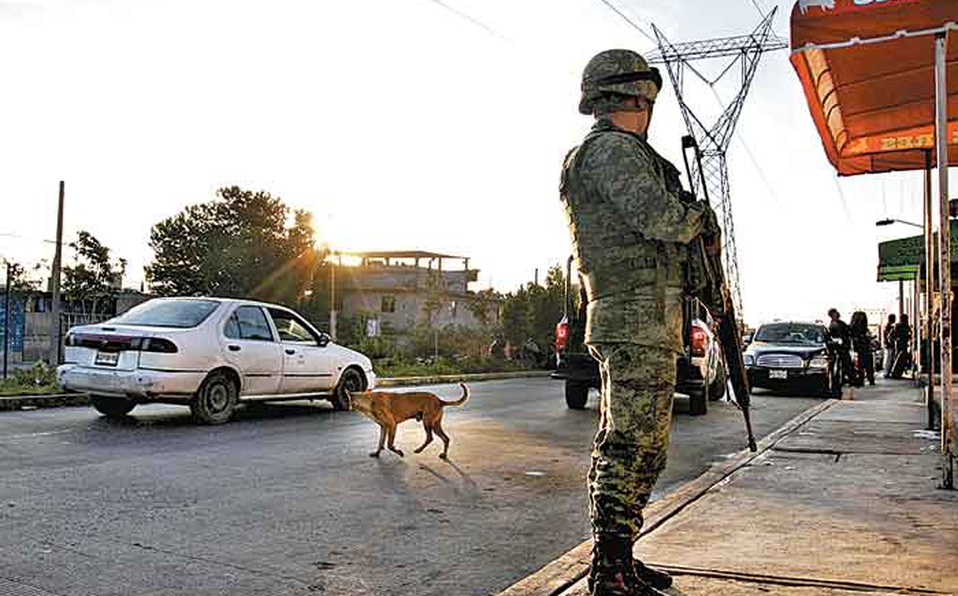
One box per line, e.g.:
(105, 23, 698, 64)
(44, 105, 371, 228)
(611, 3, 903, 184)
(551, 257, 726, 415)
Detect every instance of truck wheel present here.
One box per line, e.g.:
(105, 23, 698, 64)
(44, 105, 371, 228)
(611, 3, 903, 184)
(708, 369, 727, 401)
(689, 390, 708, 416)
(91, 395, 136, 418)
(565, 380, 589, 410)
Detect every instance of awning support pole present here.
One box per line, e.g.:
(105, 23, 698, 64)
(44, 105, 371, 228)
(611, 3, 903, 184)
(925, 150, 936, 431)
(934, 32, 954, 490)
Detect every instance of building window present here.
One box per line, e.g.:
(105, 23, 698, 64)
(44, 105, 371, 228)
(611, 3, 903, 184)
(381, 295, 396, 313)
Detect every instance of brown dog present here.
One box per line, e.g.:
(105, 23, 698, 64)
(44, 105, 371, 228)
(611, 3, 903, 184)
(348, 383, 470, 459)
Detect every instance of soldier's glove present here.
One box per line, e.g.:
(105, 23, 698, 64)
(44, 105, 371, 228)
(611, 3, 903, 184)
(703, 229, 722, 258)
(702, 202, 721, 235)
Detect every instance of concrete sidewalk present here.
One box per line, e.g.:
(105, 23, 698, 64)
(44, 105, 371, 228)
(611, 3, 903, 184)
(499, 381, 957, 596)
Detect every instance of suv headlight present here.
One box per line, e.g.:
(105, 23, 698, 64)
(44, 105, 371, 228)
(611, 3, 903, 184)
(808, 356, 829, 370)
(743, 354, 754, 367)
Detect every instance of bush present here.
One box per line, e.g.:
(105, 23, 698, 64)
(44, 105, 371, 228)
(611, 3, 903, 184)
(0, 362, 60, 396)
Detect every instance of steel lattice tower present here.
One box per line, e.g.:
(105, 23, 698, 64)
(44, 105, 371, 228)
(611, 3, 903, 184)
(647, 8, 786, 316)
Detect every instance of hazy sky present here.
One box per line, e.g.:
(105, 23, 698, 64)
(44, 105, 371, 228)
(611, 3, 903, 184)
(1, 0, 953, 326)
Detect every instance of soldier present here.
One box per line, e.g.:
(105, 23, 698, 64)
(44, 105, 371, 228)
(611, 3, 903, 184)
(559, 49, 720, 596)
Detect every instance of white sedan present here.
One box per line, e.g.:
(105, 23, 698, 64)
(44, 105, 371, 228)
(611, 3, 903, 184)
(57, 297, 376, 424)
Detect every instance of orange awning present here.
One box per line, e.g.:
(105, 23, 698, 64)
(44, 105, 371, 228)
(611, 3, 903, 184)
(790, 0, 958, 176)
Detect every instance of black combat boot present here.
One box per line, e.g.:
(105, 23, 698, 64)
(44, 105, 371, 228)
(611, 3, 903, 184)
(588, 536, 669, 596)
(633, 558, 672, 590)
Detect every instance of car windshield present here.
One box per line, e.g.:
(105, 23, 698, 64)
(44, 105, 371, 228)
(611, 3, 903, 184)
(754, 323, 825, 346)
(110, 299, 221, 328)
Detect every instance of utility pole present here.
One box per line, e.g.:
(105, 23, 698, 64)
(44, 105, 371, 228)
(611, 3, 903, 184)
(329, 260, 337, 341)
(49, 181, 65, 366)
(3, 261, 10, 380)
(648, 9, 787, 318)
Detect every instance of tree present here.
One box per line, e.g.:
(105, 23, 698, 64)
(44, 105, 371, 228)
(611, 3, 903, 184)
(4, 261, 44, 295)
(63, 231, 127, 315)
(146, 186, 320, 306)
(499, 263, 568, 353)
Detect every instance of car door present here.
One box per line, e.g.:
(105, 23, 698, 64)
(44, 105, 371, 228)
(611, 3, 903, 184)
(222, 305, 283, 397)
(266, 307, 334, 394)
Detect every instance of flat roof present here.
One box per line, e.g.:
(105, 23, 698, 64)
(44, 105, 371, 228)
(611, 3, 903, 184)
(332, 250, 465, 260)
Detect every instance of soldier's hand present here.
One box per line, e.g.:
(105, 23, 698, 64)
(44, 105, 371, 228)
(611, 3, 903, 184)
(703, 230, 722, 257)
(679, 190, 696, 204)
(701, 202, 721, 235)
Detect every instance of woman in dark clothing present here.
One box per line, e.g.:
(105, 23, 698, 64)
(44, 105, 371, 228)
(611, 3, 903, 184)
(850, 311, 875, 386)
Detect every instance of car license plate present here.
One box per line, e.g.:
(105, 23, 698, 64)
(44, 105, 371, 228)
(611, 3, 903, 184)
(769, 369, 787, 380)
(95, 351, 119, 367)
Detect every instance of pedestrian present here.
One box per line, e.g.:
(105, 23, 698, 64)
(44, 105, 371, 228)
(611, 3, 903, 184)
(828, 308, 855, 387)
(560, 49, 720, 596)
(892, 313, 913, 378)
(883, 314, 897, 378)
(850, 311, 875, 386)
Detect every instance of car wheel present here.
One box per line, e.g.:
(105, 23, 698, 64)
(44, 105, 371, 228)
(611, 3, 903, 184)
(708, 368, 727, 401)
(332, 368, 365, 411)
(565, 380, 589, 409)
(191, 370, 238, 425)
(91, 395, 136, 418)
(689, 389, 707, 416)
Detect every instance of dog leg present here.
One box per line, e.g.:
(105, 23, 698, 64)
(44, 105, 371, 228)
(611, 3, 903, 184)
(414, 423, 434, 454)
(434, 419, 451, 460)
(386, 425, 404, 457)
(370, 426, 386, 458)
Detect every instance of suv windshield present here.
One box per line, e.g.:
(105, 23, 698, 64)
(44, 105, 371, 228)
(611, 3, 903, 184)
(110, 300, 221, 328)
(755, 323, 825, 346)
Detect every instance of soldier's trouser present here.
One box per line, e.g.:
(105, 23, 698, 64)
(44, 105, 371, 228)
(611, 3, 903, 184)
(587, 343, 676, 540)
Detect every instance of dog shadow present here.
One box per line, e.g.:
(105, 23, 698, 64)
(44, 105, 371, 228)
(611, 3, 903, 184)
(417, 459, 482, 498)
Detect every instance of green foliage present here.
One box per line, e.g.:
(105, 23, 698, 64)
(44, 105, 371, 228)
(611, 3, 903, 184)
(63, 231, 127, 315)
(0, 362, 59, 396)
(4, 262, 44, 295)
(498, 263, 567, 353)
(146, 186, 321, 306)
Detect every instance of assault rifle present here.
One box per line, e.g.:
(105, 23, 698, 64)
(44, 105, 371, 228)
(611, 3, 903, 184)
(680, 135, 758, 453)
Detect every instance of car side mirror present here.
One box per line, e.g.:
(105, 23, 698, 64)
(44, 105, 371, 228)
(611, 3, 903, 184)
(317, 333, 331, 347)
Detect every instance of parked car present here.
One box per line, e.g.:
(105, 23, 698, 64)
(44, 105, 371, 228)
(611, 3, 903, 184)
(57, 297, 376, 424)
(551, 258, 726, 415)
(742, 321, 834, 396)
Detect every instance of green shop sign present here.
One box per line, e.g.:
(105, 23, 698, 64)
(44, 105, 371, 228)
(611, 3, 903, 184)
(877, 221, 958, 282)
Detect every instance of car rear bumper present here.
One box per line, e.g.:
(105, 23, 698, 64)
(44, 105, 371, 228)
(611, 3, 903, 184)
(57, 364, 205, 400)
(366, 369, 377, 390)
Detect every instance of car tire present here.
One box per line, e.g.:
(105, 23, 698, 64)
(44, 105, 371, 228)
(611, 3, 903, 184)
(689, 389, 707, 416)
(708, 368, 727, 401)
(91, 395, 136, 418)
(191, 370, 238, 425)
(332, 368, 365, 411)
(565, 380, 589, 410)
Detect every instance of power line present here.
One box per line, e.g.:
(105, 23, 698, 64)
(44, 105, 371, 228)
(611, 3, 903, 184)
(595, 0, 656, 44)
(423, 0, 511, 43)
(746, 0, 767, 19)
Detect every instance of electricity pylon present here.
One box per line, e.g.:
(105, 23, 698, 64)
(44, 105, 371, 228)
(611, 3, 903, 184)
(647, 8, 787, 316)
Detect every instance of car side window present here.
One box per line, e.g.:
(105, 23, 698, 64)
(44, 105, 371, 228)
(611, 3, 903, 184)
(224, 314, 241, 339)
(267, 308, 320, 344)
(233, 306, 274, 342)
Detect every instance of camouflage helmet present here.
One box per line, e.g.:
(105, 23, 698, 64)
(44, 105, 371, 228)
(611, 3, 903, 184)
(579, 49, 662, 115)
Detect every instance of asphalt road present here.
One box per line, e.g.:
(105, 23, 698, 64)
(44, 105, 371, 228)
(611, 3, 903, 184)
(0, 379, 820, 596)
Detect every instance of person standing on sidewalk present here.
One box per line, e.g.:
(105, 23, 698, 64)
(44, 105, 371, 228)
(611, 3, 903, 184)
(850, 311, 875, 386)
(828, 308, 856, 387)
(883, 314, 897, 378)
(891, 314, 913, 378)
(560, 49, 720, 596)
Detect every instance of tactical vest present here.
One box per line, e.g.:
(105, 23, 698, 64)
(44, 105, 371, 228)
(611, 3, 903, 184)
(559, 128, 687, 309)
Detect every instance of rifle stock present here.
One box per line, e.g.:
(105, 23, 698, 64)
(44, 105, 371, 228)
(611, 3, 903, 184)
(682, 135, 758, 453)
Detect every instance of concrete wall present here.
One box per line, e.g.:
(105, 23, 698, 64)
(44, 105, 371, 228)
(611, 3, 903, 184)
(341, 290, 498, 333)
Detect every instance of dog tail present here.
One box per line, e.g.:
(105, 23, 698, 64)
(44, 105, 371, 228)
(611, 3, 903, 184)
(440, 383, 470, 407)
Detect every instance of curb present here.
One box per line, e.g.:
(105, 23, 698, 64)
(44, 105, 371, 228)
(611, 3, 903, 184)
(0, 393, 91, 411)
(496, 398, 839, 596)
(377, 370, 553, 387)
(0, 371, 554, 411)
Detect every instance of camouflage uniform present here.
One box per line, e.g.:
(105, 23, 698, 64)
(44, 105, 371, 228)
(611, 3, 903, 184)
(560, 49, 716, 595)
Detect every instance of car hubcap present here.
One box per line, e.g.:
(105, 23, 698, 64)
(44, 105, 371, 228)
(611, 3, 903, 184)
(207, 383, 229, 413)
